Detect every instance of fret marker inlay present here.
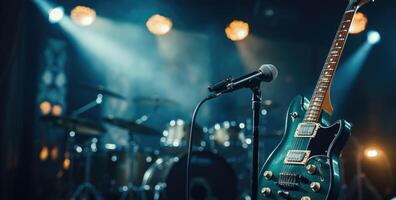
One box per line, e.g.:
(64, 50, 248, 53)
(303, 4, 357, 123)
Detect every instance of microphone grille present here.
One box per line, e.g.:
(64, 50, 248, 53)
(259, 64, 278, 81)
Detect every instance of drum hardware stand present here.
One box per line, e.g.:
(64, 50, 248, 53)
(70, 142, 102, 200)
(346, 137, 383, 200)
(119, 131, 148, 200)
(71, 93, 103, 117)
(153, 183, 167, 200)
(250, 86, 261, 200)
(66, 93, 104, 199)
(65, 129, 76, 193)
(119, 184, 145, 200)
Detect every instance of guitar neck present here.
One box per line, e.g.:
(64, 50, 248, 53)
(303, 3, 359, 123)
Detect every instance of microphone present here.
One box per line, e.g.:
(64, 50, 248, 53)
(208, 64, 278, 94)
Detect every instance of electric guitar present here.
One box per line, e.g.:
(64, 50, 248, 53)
(258, 0, 372, 199)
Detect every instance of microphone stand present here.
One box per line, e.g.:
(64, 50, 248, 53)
(251, 86, 262, 200)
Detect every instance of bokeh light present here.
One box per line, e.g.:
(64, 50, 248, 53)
(63, 157, 71, 170)
(63, 152, 71, 170)
(71, 6, 96, 26)
(39, 101, 52, 115)
(48, 6, 64, 23)
(349, 12, 367, 34)
(225, 20, 249, 41)
(39, 146, 49, 161)
(365, 148, 380, 158)
(367, 30, 381, 44)
(146, 14, 173, 36)
(50, 146, 59, 160)
(52, 104, 63, 116)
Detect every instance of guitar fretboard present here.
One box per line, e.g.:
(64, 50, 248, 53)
(303, 5, 358, 123)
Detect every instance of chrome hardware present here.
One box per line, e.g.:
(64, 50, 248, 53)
(284, 150, 311, 165)
(301, 196, 311, 200)
(306, 164, 316, 174)
(277, 173, 301, 189)
(310, 182, 321, 192)
(290, 112, 299, 120)
(263, 171, 273, 180)
(261, 187, 271, 196)
(294, 122, 320, 138)
(277, 190, 289, 198)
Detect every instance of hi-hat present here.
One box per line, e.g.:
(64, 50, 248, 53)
(41, 115, 106, 136)
(79, 83, 126, 100)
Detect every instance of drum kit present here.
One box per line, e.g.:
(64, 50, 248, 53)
(41, 84, 277, 200)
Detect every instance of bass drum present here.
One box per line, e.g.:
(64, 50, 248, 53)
(141, 151, 238, 200)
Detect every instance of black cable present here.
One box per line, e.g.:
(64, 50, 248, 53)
(186, 94, 217, 200)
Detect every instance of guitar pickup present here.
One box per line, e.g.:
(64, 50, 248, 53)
(294, 122, 320, 138)
(284, 150, 311, 165)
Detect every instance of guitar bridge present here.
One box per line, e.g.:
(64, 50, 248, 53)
(294, 122, 320, 138)
(277, 173, 300, 189)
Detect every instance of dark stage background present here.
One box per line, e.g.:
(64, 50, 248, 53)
(0, 0, 395, 199)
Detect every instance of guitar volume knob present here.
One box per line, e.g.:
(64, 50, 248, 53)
(261, 187, 271, 196)
(306, 164, 316, 174)
(301, 196, 311, 200)
(263, 170, 273, 180)
(310, 182, 321, 192)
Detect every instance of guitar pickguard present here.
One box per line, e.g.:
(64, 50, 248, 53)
(307, 123, 341, 157)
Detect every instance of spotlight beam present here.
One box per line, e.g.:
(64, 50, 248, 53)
(333, 42, 373, 109)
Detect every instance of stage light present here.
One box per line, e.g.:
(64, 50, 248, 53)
(105, 143, 117, 150)
(52, 104, 62, 116)
(71, 6, 96, 26)
(39, 101, 52, 115)
(367, 31, 381, 44)
(225, 20, 249, 41)
(365, 148, 379, 158)
(39, 146, 49, 161)
(63, 157, 71, 170)
(146, 14, 173, 36)
(48, 6, 64, 23)
(50, 146, 59, 160)
(263, 99, 273, 106)
(349, 12, 367, 34)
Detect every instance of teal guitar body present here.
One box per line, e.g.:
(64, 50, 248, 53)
(257, 96, 351, 200)
(257, 1, 372, 199)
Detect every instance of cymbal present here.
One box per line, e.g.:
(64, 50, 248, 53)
(132, 96, 179, 107)
(102, 116, 161, 136)
(41, 115, 106, 136)
(79, 83, 126, 100)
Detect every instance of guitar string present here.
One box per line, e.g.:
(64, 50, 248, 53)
(295, 7, 356, 189)
(279, 6, 356, 189)
(272, 4, 356, 192)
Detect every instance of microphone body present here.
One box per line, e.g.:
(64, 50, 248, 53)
(209, 64, 278, 94)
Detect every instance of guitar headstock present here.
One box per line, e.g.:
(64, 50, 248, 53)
(350, 0, 374, 9)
